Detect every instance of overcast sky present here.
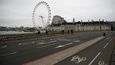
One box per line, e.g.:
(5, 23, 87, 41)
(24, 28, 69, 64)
(0, 0, 115, 27)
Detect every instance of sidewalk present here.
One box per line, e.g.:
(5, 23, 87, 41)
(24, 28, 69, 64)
(23, 36, 104, 65)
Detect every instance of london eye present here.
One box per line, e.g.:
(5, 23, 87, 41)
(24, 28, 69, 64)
(32, 1, 51, 31)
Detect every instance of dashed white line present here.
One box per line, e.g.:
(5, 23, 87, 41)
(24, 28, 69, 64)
(88, 52, 101, 65)
(0, 52, 17, 57)
(37, 42, 45, 44)
(57, 39, 70, 41)
(37, 41, 57, 45)
(2, 45, 7, 48)
(55, 43, 73, 48)
(37, 43, 59, 48)
(74, 40, 80, 42)
(103, 38, 112, 48)
(50, 39, 53, 40)
(47, 41, 57, 44)
(18, 43, 22, 45)
(103, 42, 109, 48)
(32, 41, 35, 43)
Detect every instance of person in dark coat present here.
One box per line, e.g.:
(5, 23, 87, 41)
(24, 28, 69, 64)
(46, 30, 48, 35)
(103, 33, 105, 36)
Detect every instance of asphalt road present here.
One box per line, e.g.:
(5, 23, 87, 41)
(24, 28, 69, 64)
(0, 31, 112, 65)
(55, 32, 115, 65)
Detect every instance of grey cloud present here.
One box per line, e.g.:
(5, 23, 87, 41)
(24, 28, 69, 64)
(0, 0, 115, 27)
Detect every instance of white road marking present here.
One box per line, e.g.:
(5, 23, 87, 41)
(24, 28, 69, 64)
(98, 61, 107, 65)
(88, 52, 101, 65)
(37, 42, 45, 44)
(19, 42, 36, 46)
(32, 41, 35, 43)
(37, 41, 57, 45)
(103, 42, 109, 48)
(37, 43, 59, 48)
(18, 43, 28, 46)
(57, 38, 70, 41)
(74, 40, 80, 42)
(55, 45, 63, 48)
(23, 36, 104, 65)
(55, 43, 73, 48)
(2, 45, 7, 48)
(47, 41, 57, 44)
(18, 43, 22, 45)
(103, 38, 112, 48)
(70, 55, 87, 64)
(50, 39, 53, 40)
(0, 52, 17, 57)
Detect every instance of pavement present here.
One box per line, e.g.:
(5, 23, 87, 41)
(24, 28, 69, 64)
(0, 31, 114, 65)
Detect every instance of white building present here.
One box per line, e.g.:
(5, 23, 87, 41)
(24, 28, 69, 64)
(47, 15, 111, 33)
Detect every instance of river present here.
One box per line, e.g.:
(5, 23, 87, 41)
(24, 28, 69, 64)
(0, 31, 34, 35)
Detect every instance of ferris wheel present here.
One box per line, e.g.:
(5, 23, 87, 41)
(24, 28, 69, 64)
(32, 1, 51, 30)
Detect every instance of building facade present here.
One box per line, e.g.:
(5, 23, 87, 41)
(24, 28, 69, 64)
(47, 15, 111, 33)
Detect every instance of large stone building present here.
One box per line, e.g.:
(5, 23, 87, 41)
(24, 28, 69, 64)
(47, 15, 111, 33)
(52, 15, 65, 25)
